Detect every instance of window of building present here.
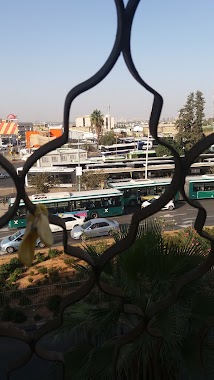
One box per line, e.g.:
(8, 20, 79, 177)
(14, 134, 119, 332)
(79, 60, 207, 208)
(61, 155, 67, 161)
(52, 156, 58, 162)
(42, 157, 49, 162)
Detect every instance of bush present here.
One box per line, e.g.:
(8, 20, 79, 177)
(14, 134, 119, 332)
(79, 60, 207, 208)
(28, 277, 33, 283)
(13, 267, 23, 276)
(48, 249, 62, 259)
(37, 266, 48, 275)
(35, 253, 46, 263)
(46, 294, 61, 314)
(64, 257, 76, 266)
(29, 270, 35, 276)
(8, 272, 19, 283)
(48, 268, 60, 283)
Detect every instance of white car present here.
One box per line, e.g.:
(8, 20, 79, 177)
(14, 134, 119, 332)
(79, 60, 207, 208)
(141, 196, 175, 211)
(49, 214, 85, 233)
(0, 172, 9, 179)
(71, 218, 120, 240)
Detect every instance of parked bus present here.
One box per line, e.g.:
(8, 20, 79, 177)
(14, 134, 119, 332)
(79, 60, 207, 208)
(108, 178, 174, 207)
(100, 142, 138, 156)
(185, 175, 214, 199)
(8, 189, 124, 229)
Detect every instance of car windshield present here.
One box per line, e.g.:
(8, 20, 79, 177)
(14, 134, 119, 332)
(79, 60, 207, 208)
(82, 221, 92, 230)
(9, 230, 22, 241)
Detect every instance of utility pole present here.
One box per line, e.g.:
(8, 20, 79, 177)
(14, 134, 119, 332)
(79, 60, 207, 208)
(145, 128, 149, 180)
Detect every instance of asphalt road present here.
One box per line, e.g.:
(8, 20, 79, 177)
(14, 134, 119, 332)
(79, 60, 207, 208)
(0, 199, 214, 253)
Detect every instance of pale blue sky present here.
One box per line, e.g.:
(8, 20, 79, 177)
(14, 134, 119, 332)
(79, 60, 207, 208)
(1, 0, 214, 122)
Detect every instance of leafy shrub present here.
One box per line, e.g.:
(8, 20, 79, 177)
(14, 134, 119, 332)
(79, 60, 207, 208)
(48, 249, 62, 259)
(28, 277, 33, 283)
(35, 253, 46, 263)
(13, 267, 23, 276)
(48, 268, 60, 283)
(5, 282, 18, 290)
(8, 272, 19, 283)
(38, 266, 48, 275)
(9, 257, 23, 270)
(29, 270, 35, 276)
(46, 294, 61, 314)
(64, 257, 76, 266)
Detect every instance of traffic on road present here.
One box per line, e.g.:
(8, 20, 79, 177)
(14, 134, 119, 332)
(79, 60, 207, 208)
(0, 199, 213, 256)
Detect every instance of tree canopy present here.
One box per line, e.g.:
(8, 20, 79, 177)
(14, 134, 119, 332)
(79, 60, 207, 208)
(155, 137, 183, 157)
(28, 173, 61, 193)
(90, 109, 104, 145)
(100, 130, 116, 146)
(175, 91, 205, 152)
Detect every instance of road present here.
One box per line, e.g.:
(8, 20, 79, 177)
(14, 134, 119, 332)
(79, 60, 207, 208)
(114, 199, 214, 230)
(0, 199, 214, 250)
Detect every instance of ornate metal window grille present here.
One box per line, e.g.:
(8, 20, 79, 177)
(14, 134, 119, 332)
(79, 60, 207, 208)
(1, 0, 214, 378)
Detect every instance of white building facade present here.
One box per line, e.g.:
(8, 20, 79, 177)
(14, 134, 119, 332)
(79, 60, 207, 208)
(75, 115, 114, 131)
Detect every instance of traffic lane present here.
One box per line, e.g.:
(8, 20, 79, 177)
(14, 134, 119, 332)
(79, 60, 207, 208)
(111, 199, 214, 229)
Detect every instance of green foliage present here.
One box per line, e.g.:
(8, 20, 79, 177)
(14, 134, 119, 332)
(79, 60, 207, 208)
(51, 220, 214, 380)
(28, 172, 61, 193)
(100, 130, 116, 145)
(35, 252, 46, 263)
(38, 266, 48, 274)
(8, 272, 19, 283)
(48, 268, 60, 283)
(90, 109, 104, 144)
(81, 170, 107, 190)
(155, 137, 183, 157)
(175, 90, 205, 152)
(28, 277, 33, 283)
(48, 248, 62, 259)
(64, 257, 76, 266)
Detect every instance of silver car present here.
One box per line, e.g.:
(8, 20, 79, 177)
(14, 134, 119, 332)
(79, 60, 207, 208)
(70, 218, 120, 240)
(0, 229, 45, 254)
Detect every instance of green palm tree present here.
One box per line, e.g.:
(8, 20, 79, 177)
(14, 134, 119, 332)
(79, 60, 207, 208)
(50, 221, 214, 380)
(90, 109, 104, 145)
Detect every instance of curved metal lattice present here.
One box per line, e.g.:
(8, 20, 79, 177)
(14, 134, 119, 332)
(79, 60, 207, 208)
(1, 0, 214, 378)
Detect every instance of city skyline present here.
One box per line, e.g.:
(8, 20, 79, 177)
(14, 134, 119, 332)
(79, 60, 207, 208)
(1, 1, 214, 122)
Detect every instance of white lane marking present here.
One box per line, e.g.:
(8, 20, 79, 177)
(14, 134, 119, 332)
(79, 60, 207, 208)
(182, 218, 195, 221)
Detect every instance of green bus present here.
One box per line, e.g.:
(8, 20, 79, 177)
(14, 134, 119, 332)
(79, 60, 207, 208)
(8, 188, 124, 229)
(185, 175, 214, 199)
(108, 178, 175, 207)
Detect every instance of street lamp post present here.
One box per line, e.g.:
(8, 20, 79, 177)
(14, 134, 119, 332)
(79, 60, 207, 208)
(145, 128, 150, 180)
